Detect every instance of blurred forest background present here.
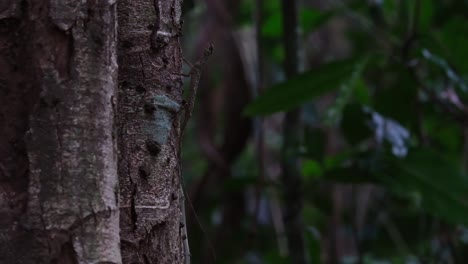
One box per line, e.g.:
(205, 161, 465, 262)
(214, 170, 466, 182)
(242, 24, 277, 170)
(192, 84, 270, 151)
(179, 0, 468, 263)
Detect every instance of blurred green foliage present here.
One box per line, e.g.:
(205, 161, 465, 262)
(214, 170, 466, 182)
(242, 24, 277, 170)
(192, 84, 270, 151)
(245, 56, 367, 115)
(186, 0, 468, 263)
(247, 0, 468, 263)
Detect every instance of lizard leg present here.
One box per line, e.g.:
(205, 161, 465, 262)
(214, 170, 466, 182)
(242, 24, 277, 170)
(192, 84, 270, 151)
(171, 72, 190, 77)
(182, 57, 194, 68)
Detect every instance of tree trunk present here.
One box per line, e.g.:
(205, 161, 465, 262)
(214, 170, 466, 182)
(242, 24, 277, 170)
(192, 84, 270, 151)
(117, 0, 186, 263)
(0, 1, 120, 263)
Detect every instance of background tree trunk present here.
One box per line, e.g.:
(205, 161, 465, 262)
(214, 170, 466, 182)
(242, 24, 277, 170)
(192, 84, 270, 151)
(0, 1, 120, 263)
(280, 0, 308, 263)
(117, 0, 186, 263)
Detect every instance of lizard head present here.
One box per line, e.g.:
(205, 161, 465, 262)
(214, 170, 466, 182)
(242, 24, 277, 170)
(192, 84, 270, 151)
(204, 43, 214, 57)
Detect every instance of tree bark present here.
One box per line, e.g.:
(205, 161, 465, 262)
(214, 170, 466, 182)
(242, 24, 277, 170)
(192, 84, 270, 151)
(117, 0, 186, 263)
(0, 1, 120, 263)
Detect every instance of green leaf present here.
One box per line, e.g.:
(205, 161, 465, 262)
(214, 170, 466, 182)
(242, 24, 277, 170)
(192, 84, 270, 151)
(353, 78, 371, 105)
(423, 114, 463, 154)
(383, 150, 468, 226)
(326, 57, 369, 124)
(373, 66, 417, 128)
(262, 11, 282, 38)
(419, 0, 434, 30)
(301, 160, 323, 180)
(303, 204, 326, 228)
(435, 16, 468, 73)
(300, 8, 334, 33)
(244, 57, 366, 116)
(340, 104, 373, 145)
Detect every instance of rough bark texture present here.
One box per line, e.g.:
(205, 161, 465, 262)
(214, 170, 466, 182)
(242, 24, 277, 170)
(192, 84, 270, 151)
(117, 0, 185, 263)
(0, 0, 120, 263)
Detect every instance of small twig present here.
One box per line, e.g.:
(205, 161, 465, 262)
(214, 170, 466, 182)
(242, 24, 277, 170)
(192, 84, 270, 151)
(252, 0, 265, 245)
(407, 64, 468, 127)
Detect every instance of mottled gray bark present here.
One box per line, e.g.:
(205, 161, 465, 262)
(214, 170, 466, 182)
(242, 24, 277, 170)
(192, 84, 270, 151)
(117, 0, 186, 263)
(0, 1, 120, 263)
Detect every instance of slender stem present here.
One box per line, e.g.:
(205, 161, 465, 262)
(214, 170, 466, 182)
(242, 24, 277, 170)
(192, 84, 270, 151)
(280, 0, 308, 263)
(255, 0, 264, 92)
(253, 0, 265, 235)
